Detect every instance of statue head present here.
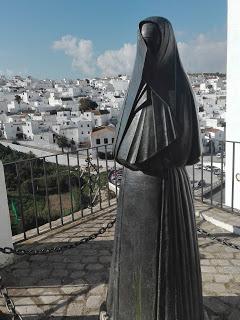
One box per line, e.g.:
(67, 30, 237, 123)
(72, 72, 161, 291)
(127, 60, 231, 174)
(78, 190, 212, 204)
(140, 22, 161, 53)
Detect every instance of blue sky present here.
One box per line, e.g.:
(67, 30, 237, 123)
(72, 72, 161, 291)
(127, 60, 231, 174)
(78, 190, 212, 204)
(0, 0, 227, 79)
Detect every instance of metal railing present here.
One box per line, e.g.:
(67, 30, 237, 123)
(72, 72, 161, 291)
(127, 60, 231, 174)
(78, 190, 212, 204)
(191, 140, 240, 214)
(1, 140, 240, 320)
(3, 144, 117, 243)
(3, 140, 240, 243)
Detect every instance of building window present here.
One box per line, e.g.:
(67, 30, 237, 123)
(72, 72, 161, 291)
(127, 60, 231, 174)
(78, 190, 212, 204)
(87, 124, 89, 127)
(112, 138, 114, 143)
(82, 131, 84, 134)
(88, 131, 90, 134)
(104, 138, 108, 144)
(96, 138, 100, 145)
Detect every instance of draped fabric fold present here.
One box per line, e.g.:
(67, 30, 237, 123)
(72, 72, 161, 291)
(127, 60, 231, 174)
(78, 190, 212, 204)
(117, 91, 178, 169)
(113, 16, 201, 175)
(106, 16, 204, 320)
(106, 168, 204, 320)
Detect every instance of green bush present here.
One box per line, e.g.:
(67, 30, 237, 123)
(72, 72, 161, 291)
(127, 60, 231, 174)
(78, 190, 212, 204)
(21, 174, 83, 195)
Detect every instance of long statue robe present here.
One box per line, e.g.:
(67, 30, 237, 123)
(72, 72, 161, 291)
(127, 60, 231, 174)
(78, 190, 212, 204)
(106, 16, 204, 320)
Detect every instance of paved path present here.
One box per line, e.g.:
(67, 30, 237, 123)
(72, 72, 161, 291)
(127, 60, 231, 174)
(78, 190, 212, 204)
(1, 202, 240, 319)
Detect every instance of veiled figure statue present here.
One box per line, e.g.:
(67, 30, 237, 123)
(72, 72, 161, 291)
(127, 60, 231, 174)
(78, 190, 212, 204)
(105, 16, 204, 320)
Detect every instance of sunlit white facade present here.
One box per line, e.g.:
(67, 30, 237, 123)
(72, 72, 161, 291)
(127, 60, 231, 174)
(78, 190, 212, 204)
(225, 0, 240, 209)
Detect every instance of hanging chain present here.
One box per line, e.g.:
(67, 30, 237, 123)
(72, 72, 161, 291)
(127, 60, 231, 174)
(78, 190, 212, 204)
(0, 277, 23, 320)
(0, 217, 116, 319)
(0, 222, 239, 320)
(1, 222, 240, 256)
(0, 219, 116, 256)
(2, 157, 239, 318)
(197, 227, 240, 251)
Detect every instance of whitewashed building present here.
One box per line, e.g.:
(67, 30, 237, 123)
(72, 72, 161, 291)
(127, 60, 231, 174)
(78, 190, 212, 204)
(225, 0, 240, 209)
(34, 101, 57, 112)
(7, 100, 30, 113)
(56, 111, 71, 125)
(91, 125, 115, 156)
(92, 110, 110, 127)
(2, 122, 23, 140)
(48, 92, 62, 107)
(109, 78, 129, 92)
(52, 119, 92, 146)
(22, 120, 47, 140)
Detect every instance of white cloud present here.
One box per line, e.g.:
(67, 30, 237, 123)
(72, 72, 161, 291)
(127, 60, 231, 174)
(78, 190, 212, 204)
(177, 34, 227, 73)
(52, 35, 96, 76)
(97, 43, 136, 76)
(52, 36, 136, 77)
(52, 33, 226, 77)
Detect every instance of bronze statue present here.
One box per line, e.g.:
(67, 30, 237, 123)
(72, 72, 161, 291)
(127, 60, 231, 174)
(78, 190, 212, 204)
(105, 16, 204, 320)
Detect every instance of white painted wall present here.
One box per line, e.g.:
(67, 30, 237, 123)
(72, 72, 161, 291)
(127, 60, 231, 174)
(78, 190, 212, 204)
(2, 122, 22, 139)
(91, 127, 115, 154)
(205, 118, 218, 128)
(225, 0, 240, 209)
(0, 162, 14, 267)
(22, 120, 46, 140)
(109, 79, 129, 91)
(48, 92, 62, 106)
(21, 92, 29, 104)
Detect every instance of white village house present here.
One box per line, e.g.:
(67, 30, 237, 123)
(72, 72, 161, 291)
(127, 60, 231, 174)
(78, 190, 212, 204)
(91, 125, 115, 156)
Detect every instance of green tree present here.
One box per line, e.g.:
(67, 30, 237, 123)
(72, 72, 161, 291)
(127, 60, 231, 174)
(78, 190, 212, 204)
(57, 135, 69, 153)
(79, 98, 98, 112)
(70, 138, 76, 151)
(15, 95, 22, 105)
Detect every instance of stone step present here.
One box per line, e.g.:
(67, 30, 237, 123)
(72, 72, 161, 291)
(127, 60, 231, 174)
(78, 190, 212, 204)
(195, 201, 240, 236)
(197, 218, 240, 246)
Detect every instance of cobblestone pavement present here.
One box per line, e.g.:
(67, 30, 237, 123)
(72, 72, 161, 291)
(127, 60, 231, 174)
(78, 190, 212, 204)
(1, 202, 240, 319)
(196, 203, 240, 320)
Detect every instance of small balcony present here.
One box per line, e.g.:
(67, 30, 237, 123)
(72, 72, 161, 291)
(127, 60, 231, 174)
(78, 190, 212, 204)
(0, 143, 240, 319)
